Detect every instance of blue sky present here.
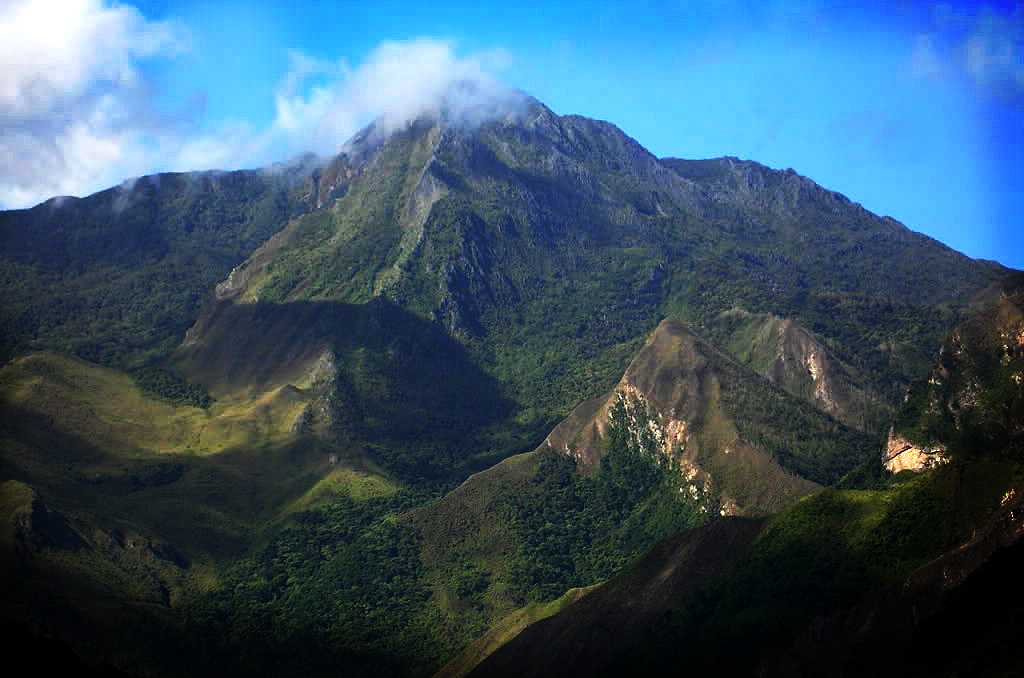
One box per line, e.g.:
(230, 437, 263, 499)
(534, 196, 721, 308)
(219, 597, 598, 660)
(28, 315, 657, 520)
(1, 0, 1021, 270)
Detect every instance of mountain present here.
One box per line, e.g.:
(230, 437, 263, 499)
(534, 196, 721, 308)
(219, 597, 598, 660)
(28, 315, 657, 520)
(449, 282, 1024, 678)
(171, 95, 1004, 481)
(0, 160, 317, 370)
(0, 91, 1017, 677)
(709, 308, 892, 432)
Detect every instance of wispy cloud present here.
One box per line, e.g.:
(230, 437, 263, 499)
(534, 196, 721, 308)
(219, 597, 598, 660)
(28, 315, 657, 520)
(910, 3, 1024, 103)
(963, 6, 1024, 95)
(910, 33, 944, 79)
(0, 8, 520, 210)
(267, 39, 521, 155)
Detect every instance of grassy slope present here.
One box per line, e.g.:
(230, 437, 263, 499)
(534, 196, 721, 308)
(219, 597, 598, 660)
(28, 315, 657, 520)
(401, 308, 877, 674)
(0, 352, 403, 675)
(464, 459, 1020, 678)
(0, 352, 395, 563)
(432, 585, 596, 678)
(401, 452, 543, 650)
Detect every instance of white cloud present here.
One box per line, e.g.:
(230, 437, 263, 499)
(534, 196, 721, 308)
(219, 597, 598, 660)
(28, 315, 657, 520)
(962, 7, 1024, 91)
(0, 0, 187, 117)
(0, 7, 518, 209)
(911, 4, 1024, 102)
(268, 38, 522, 156)
(0, 0, 189, 207)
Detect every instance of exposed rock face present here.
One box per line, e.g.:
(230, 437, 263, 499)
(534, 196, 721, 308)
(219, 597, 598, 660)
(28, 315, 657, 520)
(883, 430, 947, 472)
(712, 309, 891, 433)
(538, 318, 821, 516)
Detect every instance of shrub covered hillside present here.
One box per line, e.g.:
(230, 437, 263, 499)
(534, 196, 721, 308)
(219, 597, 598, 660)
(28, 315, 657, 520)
(456, 276, 1024, 678)
(0, 162, 316, 394)
(0, 93, 1017, 678)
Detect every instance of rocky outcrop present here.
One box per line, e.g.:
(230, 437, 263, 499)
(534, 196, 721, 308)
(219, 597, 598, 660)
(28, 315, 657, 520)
(883, 430, 947, 473)
(538, 318, 822, 516)
(712, 309, 891, 433)
(888, 271, 1024, 469)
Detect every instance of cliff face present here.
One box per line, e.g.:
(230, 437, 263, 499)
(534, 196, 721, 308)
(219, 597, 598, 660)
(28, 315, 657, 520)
(883, 430, 947, 472)
(889, 273, 1024, 468)
(536, 318, 876, 517)
(711, 309, 891, 433)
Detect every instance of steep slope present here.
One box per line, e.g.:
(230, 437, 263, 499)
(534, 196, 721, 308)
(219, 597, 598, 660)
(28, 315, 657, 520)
(753, 279, 1024, 675)
(710, 309, 892, 432)
(401, 317, 871, 664)
(473, 463, 1023, 678)
(461, 272, 1024, 678)
(884, 272, 1024, 471)
(538, 317, 861, 504)
(463, 517, 765, 678)
(173, 97, 1006, 485)
(0, 160, 316, 370)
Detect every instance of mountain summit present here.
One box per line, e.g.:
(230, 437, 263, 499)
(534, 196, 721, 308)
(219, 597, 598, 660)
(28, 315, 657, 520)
(172, 96, 1004, 475)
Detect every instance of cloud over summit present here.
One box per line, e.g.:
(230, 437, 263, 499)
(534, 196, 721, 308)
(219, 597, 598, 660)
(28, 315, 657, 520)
(0, 10, 516, 210)
(270, 39, 521, 154)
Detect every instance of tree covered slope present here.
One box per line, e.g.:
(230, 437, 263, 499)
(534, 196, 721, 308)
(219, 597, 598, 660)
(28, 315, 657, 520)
(0, 91, 1017, 678)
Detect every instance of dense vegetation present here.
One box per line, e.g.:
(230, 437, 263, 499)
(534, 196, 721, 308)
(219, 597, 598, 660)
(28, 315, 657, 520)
(718, 370, 879, 485)
(606, 457, 1022, 677)
(506, 396, 711, 602)
(0, 166, 311, 374)
(130, 366, 213, 408)
(177, 395, 709, 677)
(184, 489, 444, 678)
